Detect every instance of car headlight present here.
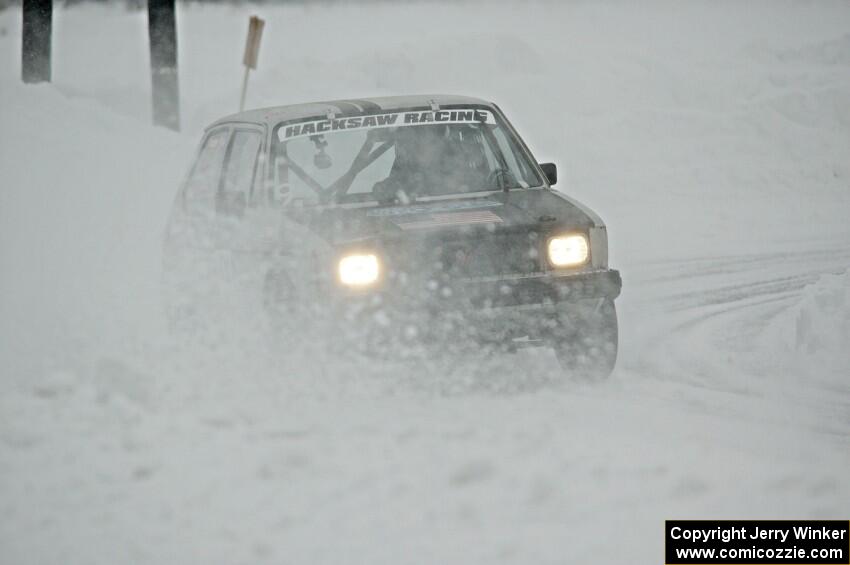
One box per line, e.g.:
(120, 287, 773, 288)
(338, 253, 380, 286)
(548, 234, 589, 267)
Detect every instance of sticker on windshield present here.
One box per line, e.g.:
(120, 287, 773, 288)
(278, 109, 496, 141)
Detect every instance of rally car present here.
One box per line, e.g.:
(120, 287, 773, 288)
(163, 95, 622, 378)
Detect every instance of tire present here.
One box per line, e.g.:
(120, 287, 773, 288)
(551, 298, 618, 380)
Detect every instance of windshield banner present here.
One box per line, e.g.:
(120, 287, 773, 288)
(278, 109, 497, 141)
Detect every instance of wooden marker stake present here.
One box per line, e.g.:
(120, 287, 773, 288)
(239, 16, 265, 112)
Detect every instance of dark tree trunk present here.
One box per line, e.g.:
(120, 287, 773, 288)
(148, 0, 180, 131)
(21, 0, 52, 84)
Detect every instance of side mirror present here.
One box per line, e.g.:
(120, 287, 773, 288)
(539, 162, 557, 186)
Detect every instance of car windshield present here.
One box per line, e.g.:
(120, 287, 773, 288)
(270, 107, 542, 206)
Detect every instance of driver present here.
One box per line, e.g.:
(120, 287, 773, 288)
(372, 124, 488, 203)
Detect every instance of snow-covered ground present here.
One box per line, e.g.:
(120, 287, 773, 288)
(1, 2, 849, 563)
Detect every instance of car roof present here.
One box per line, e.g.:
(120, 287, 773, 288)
(207, 94, 494, 130)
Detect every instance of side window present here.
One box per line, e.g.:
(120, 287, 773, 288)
(218, 129, 263, 217)
(221, 130, 263, 198)
(184, 128, 229, 215)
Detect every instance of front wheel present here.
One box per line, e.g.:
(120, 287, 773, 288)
(550, 298, 618, 380)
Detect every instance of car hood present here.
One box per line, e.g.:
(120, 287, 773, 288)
(309, 189, 598, 245)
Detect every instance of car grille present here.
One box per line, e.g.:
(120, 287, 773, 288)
(385, 229, 543, 280)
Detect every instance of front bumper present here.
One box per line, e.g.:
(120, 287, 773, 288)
(330, 269, 621, 347)
(453, 268, 622, 308)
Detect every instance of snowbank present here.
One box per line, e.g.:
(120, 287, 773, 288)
(0, 79, 191, 385)
(764, 270, 850, 374)
(791, 271, 850, 357)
